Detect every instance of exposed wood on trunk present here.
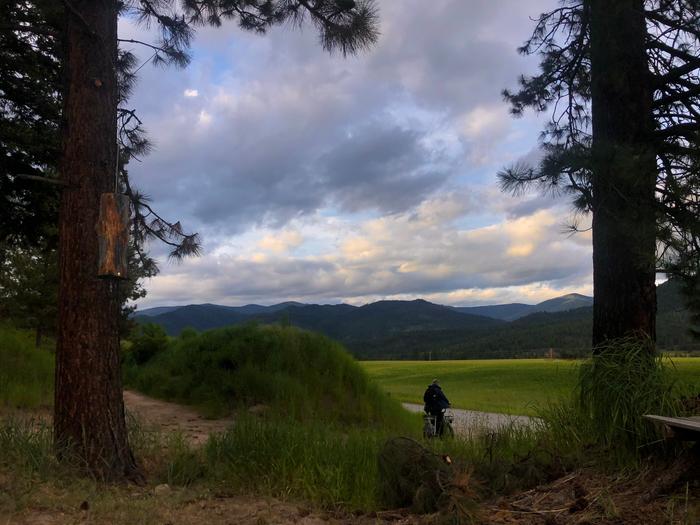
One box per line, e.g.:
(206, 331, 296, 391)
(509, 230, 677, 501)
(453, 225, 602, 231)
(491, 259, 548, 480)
(96, 193, 130, 279)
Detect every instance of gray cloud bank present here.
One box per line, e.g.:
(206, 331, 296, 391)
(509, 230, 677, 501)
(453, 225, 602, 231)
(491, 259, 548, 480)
(125, 0, 555, 233)
(119, 0, 593, 308)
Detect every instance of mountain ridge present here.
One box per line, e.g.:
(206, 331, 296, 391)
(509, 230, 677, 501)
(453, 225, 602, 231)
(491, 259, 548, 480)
(137, 292, 593, 321)
(134, 281, 696, 358)
(133, 292, 597, 345)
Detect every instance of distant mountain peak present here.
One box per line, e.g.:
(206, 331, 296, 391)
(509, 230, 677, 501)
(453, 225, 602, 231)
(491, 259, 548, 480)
(452, 292, 592, 321)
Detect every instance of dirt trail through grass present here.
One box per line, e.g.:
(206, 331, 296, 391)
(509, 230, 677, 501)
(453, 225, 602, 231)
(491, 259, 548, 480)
(123, 389, 537, 446)
(123, 390, 234, 446)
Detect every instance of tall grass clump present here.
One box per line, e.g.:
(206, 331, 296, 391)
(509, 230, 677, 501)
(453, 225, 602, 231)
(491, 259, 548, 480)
(204, 415, 392, 511)
(124, 323, 411, 429)
(540, 336, 688, 466)
(0, 324, 54, 409)
(579, 337, 682, 453)
(0, 417, 58, 482)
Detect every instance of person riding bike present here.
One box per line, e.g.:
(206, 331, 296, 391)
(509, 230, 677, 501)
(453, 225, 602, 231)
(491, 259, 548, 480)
(423, 379, 450, 436)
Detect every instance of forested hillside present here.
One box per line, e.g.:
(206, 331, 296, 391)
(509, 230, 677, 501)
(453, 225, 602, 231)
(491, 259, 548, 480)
(137, 280, 698, 359)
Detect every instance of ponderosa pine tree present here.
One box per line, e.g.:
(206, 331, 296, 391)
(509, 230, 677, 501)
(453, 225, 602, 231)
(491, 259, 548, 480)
(55, 0, 378, 479)
(0, 1, 62, 252)
(589, 0, 657, 346)
(0, 1, 165, 343)
(501, 0, 700, 348)
(0, 240, 58, 346)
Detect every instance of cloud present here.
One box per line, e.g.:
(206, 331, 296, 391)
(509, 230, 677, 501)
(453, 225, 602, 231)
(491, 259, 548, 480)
(505, 195, 559, 219)
(368, 0, 556, 111)
(139, 200, 591, 307)
(118, 0, 591, 308)
(318, 122, 453, 213)
(460, 105, 509, 141)
(258, 229, 304, 254)
(124, 0, 557, 234)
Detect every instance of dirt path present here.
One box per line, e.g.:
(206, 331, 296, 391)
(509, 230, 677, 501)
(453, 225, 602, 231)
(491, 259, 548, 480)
(5, 393, 421, 525)
(122, 391, 536, 446)
(402, 403, 536, 434)
(123, 390, 234, 446)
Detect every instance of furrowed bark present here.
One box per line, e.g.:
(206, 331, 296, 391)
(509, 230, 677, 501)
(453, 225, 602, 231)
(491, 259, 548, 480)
(55, 0, 139, 480)
(590, 0, 657, 348)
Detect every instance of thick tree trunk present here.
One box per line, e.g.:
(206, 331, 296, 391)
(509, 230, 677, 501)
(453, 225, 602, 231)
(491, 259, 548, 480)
(55, 0, 139, 480)
(590, 0, 657, 348)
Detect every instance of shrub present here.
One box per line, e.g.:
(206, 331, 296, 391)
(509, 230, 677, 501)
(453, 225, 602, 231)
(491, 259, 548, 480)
(0, 324, 54, 409)
(124, 323, 411, 428)
(126, 323, 169, 365)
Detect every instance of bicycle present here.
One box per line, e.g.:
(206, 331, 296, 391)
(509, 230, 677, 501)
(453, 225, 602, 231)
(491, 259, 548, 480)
(422, 408, 455, 439)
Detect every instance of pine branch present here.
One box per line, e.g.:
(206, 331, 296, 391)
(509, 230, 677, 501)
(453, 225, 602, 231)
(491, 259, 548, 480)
(117, 38, 171, 54)
(0, 24, 59, 37)
(656, 122, 700, 139)
(645, 9, 700, 41)
(655, 83, 700, 108)
(121, 171, 201, 260)
(653, 58, 700, 86)
(647, 40, 700, 70)
(14, 174, 68, 187)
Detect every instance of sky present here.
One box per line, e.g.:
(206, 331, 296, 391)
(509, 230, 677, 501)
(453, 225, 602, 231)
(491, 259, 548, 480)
(120, 0, 595, 309)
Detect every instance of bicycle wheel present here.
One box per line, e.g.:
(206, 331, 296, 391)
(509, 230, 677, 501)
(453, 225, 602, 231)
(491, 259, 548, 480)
(442, 421, 455, 438)
(422, 417, 435, 439)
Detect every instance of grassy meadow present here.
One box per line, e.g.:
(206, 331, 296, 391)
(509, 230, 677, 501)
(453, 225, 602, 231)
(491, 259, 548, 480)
(362, 357, 700, 416)
(2, 322, 699, 520)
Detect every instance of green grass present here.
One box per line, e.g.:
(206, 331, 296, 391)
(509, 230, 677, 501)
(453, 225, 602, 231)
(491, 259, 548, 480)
(205, 416, 398, 510)
(362, 357, 700, 416)
(0, 323, 54, 409)
(666, 356, 700, 388)
(0, 411, 545, 514)
(0, 411, 407, 513)
(124, 323, 411, 428)
(2, 324, 698, 518)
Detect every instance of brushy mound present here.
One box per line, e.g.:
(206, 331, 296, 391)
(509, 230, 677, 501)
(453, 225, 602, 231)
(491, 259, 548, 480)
(123, 323, 409, 427)
(0, 324, 54, 409)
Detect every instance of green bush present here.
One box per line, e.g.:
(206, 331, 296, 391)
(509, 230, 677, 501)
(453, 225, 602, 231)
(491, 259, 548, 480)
(0, 324, 54, 409)
(126, 323, 169, 365)
(124, 323, 410, 427)
(578, 336, 683, 457)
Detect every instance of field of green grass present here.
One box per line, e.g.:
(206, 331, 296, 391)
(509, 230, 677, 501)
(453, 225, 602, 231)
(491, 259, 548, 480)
(362, 357, 700, 416)
(2, 320, 698, 519)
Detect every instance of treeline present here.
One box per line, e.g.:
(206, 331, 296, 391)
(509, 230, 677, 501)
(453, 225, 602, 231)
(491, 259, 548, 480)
(348, 308, 698, 360)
